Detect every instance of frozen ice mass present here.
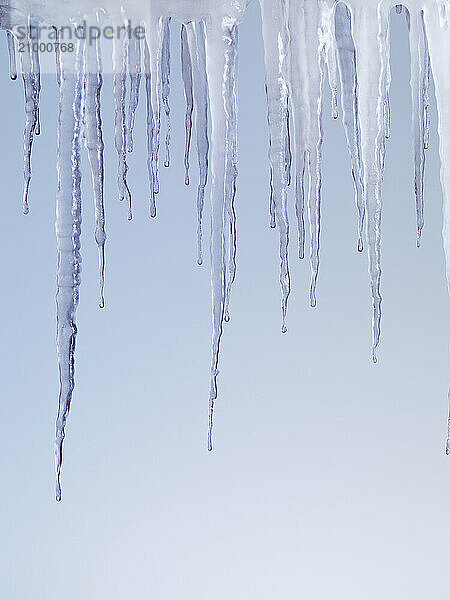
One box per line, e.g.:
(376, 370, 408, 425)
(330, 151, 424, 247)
(0, 0, 449, 499)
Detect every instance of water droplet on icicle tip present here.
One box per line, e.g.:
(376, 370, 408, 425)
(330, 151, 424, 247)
(281, 323, 287, 334)
(224, 311, 230, 323)
(358, 238, 364, 253)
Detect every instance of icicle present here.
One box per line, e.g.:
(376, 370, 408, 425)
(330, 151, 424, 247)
(423, 48, 431, 151)
(320, 0, 339, 120)
(144, 42, 156, 217)
(54, 27, 61, 87)
(288, 0, 325, 307)
(285, 99, 292, 185)
(84, 26, 106, 309)
(260, 0, 291, 329)
(112, 23, 132, 220)
(351, 4, 390, 363)
(30, 21, 41, 136)
(6, 30, 16, 80)
(161, 17, 171, 168)
(181, 24, 193, 187)
(19, 25, 38, 215)
(127, 25, 141, 154)
(186, 21, 209, 266)
(409, 9, 429, 247)
(422, 4, 450, 453)
(55, 35, 84, 502)
(335, 3, 364, 252)
(144, 14, 163, 197)
(205, 16, 238, 451)
(223, 25, 238, 324)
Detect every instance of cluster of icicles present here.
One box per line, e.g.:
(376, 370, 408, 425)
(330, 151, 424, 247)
(1, 0, 449, 500)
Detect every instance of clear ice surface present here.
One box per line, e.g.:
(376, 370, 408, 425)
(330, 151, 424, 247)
(1, 0, 449, 496)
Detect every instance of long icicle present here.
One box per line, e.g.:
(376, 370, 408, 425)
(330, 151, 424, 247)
(84, 23, 106, 309)
(260, 0, 291, 332)
(335, 2, 365, 252)
(181, 24, 194, 187)
(186, 21, 209, 266)
(112, 21, 132, 220)
(205, 16, 237, 451)
(55, 34, 84, 502)
(161, 17, 171, 168)
(422, 4, 450, 453)
(351, 3, 390, 363)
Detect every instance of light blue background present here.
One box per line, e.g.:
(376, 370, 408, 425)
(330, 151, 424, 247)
(1, 5, 449, 598)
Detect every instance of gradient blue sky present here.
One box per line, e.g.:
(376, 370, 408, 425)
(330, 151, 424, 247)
(1, 4, 449, 598)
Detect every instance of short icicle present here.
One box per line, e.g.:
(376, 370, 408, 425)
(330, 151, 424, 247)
(30, 21, 41, 136)
(320, 0, 339, 120)
(186, 21, 209, 266)
(6, 30, 16, 80)
(144, 41, 157, 217)
(55, 35, 84, 502)
(350, 3, 390, 363)
(19, 26, 38, 215)
(335, 2, 364, 252)
(205, 15, 237, 451)
(83, 24, 106, 309)
(408, 9, 429, 247)
(144, 14, 163, 197)
(127, 24, 142, 154)
(260, 0, 291, 330)
(112, 22, 132, 220)
(181, 24, 194, 187)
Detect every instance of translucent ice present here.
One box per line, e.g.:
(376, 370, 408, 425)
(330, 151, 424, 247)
(0, 0, 449, 496)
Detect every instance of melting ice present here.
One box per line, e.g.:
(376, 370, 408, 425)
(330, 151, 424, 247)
(1, 0, 449, 499)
